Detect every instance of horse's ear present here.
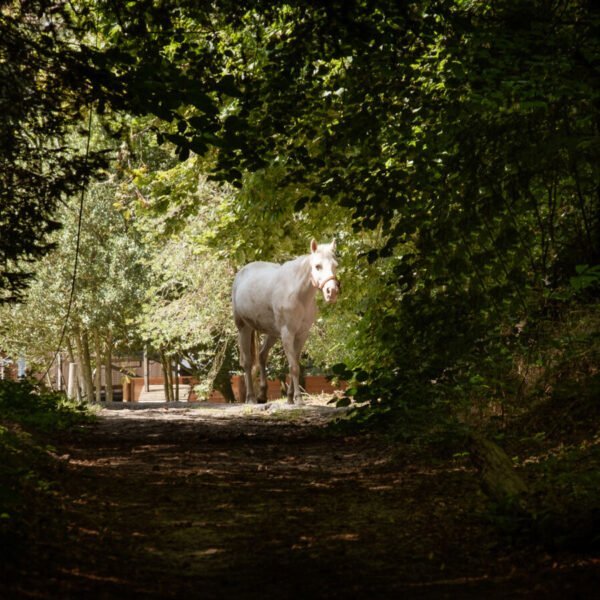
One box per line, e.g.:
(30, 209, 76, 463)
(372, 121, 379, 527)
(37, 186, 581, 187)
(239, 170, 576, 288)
(331, 239, 337, 253)
(310, 238, 318, 253)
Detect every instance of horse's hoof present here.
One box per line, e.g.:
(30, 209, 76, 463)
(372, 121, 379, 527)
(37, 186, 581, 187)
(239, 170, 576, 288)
(246, 398, 257, 404)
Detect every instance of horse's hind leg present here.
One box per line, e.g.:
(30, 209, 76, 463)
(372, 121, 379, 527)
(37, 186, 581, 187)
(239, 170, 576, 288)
(281, 326, 304, 405)
(257, 334, 277, 403)
(238, 325, 256, 403)
(289, 330, 310, 405)
(286, 379, 295, 404)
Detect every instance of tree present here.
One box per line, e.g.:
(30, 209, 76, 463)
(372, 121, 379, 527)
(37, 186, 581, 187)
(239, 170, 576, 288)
(0, 165, 147, 401)
(135, 178, 237, 400)
(187, 0, 600, 415)
(3, 0, 598, 419)
(0, 1, 115, 302)
(0, 0, 230, 303)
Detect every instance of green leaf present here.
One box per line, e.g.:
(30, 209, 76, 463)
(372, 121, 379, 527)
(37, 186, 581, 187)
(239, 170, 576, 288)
(216, 74, 242, 97)
(188, 115, 209, 130)
(189, 138, 207, 155)
(332, 363, 348, 376)
(178, 146, 190, 161)
(355, 369, 369, 383)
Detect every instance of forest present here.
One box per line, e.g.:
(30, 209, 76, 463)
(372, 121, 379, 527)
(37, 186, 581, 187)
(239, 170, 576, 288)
(1, 0, 599, 597)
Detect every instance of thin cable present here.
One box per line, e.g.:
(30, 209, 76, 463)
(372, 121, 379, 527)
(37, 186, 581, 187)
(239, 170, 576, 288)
(41, 108, 93, 383)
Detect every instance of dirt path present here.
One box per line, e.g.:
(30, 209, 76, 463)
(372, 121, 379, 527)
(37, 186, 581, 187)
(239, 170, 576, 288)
(3, 399, 599, 599)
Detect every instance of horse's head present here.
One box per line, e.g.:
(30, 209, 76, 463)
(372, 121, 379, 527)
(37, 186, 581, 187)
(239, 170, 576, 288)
(309, 239, 340, 303)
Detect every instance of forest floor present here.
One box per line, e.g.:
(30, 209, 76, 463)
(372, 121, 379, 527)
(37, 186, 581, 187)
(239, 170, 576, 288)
(2, 397, 599, 599)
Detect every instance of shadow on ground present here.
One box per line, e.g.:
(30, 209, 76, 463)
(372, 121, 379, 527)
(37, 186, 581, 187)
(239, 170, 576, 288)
(2, 401, 599, 599)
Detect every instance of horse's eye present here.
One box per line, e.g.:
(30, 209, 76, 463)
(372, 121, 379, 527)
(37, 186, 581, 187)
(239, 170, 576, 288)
(315, 264, 322, 270)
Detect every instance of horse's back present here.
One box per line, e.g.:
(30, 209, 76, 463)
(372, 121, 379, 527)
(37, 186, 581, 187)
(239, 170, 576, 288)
(232, 261, 281, 332)
(232, 261, 280, 300)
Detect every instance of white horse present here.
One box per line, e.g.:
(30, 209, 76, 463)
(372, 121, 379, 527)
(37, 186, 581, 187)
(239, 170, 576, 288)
(232, 239, 340, 404)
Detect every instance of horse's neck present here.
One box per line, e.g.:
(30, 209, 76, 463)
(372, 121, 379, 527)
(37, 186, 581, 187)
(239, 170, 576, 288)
(286, 256, 316, 299)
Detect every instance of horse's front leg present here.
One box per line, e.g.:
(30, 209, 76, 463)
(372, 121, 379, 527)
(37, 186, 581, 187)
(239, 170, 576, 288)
(292, 330, 310, 404)
(281, 327, 304, 405)
(238, 326, 256, 403)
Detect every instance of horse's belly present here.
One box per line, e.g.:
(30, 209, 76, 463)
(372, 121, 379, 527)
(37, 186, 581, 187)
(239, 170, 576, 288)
(233, 283, 279, 334)
(239, 307, 279, 335)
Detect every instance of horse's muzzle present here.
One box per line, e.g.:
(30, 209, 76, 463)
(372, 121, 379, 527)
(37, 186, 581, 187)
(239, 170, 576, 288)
(322, 278, 340, 303)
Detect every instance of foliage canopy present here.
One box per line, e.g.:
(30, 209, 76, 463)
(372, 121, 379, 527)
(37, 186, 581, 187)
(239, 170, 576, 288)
(1, 0, 599, 421)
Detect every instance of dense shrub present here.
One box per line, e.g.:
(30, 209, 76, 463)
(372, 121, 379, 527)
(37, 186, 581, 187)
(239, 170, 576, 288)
(0, 379, 91, 431)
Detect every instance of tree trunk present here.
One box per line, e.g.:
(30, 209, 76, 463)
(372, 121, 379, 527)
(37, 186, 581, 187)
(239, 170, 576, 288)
(94, 330, 102, 403)
(75, 329, 95, 402)
(160, 349, 173, 402)
(143, 346, 149, 392)
(57, 352, 63, 391)
(104, 332, 113, 403)
(167, 356, 174, 402)
(82, 330, 95, 402)
(67, 362, 78, 401)
(175, 360, 180, 402)
(469, 433, 530, 508)
(66, 337, 81, 402)
(212, 340, 236, 403)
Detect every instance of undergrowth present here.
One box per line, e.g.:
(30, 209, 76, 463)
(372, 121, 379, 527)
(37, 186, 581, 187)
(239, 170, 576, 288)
(331, 299, 600, 553)
(0, 379, 93, 571)
(0, 378, 92, 431)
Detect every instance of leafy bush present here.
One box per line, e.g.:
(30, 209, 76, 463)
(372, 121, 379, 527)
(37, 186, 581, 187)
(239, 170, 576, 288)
(0, 379, 92, 559)
(0, 379, 92, 431)
(528, 442, 600, 551)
